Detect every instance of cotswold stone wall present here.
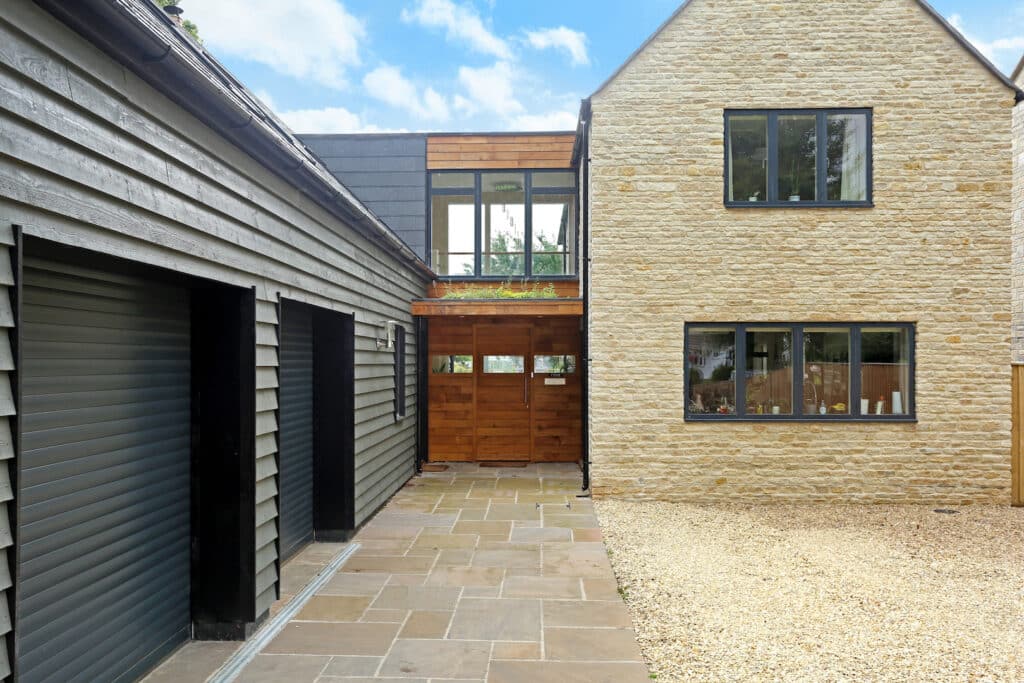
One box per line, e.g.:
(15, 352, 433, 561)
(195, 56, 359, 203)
(587, 0, 1015, 503)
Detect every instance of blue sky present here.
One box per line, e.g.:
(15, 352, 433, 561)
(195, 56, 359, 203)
(182, 0, 1024, 134)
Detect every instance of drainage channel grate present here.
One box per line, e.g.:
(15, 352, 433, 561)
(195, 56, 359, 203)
(208, 542, 361, 683)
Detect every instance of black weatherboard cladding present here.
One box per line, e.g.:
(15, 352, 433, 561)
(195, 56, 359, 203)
(299, 134, 428, 259)
(18, 249, 191, 683)
(279, 301, 315, 560)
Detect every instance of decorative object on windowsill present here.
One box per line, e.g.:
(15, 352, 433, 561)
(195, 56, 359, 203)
(861, 398, 870, 414)
(375, 320, 398, 350)
(789, 194, 801, 202)
(748, 191, 761, 202)
(772, 406, 781, 415)
(875, 396, 885, 415)
(892, 391, 903, 414)
(831, 403, 846, 413)
(819, 401, 826, 415)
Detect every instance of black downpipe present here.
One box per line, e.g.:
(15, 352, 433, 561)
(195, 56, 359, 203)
(415, 317, 429, 471)
(580, 105, 592, 492)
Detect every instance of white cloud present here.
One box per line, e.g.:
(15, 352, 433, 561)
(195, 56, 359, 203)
(363, 65, 451, 121)
(456, 61, 523, 115)
(276, 106, 405, 134)
(253, 89, 277, 111)
(186, 0, 364, 89)
(509, 110, 579, 131)
(948, 14, 1024, 72)
(401, 0, 511, 59)
(525, 27, 589, 66)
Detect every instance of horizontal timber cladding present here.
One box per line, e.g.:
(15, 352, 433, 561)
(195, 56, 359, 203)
(426, 134, 577, 170)
(0, 0, 426, 643)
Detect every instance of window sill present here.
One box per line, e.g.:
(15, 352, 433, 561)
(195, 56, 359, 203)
(724, 201, 874, 209)
(684, 415, 917, 423)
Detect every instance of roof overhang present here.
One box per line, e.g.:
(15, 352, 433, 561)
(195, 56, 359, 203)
(411, 298, 584, 317)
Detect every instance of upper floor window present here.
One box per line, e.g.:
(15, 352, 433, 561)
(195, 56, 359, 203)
(430, 170, 576, 278)
(725, 109, 872, 207)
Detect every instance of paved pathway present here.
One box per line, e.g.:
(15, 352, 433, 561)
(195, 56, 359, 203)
(149, 463, 649, 682)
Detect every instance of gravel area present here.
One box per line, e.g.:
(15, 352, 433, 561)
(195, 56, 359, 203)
(595, 501, 1024, 682)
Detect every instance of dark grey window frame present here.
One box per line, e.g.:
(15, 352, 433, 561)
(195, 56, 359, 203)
(724, 108, 873, 208)
(394, 324, 407, 420)
(426, 169, 578, 280)
(684, 322, 915, 422)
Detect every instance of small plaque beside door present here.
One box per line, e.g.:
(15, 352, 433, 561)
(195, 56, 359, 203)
(544, 377, 567, 386)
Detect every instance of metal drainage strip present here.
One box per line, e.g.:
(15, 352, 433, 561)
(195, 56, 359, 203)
(208, 542, 361, 683)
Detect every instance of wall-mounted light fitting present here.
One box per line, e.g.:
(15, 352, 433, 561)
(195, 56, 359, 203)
(376, 320, 399, 350)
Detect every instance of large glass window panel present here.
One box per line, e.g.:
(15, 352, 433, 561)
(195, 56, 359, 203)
(745, 329, 793, 415)
(483, 355, 524, 373)
(826, 113, 868, 201)
(532, 171, 576, 189)
(431, 195, 475, 276)
(481, 173, 526, 276)
(431, 355, 473, 374)
(687, 328, 736, 415)
(531, 194, 576, 275)
(778, 115, 818, 202)
(535, 355, 576, 374)
(727, 114, 768, 202)
(803, 329, 850, 415)
(861, 328, 910, 415)
(431, 172, 475, 189)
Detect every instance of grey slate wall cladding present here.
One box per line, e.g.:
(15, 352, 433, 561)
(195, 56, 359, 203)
(300, 135, 428, 259)
(0, 0, 427, 654)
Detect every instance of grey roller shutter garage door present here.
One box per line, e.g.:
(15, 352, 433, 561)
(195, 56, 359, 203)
(278, 302, 314, 561)
(18, 252, 192, 683)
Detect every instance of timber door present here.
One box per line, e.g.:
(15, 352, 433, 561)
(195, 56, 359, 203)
(530, 318, 582, 462)
(475, 324, 532, 461)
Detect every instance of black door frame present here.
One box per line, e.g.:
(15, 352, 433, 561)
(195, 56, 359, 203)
(277, 297, 355, 568)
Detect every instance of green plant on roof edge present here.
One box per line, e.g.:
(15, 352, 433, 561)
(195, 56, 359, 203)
(441, 280, 558, 300)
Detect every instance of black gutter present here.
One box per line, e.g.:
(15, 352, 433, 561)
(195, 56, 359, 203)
(33, 0, 435, 280)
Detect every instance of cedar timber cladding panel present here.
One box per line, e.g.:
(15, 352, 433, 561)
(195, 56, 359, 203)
(427, 134, 576, 170)
(0, 0, 426, 629)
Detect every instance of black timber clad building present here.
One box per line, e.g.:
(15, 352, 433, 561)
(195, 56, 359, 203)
(0, 0, 432, 680)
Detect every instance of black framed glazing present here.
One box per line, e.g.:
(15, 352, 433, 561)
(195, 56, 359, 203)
(427, 169, 578, 279)
(723, 108, 873, 208)
(684, 322, 915, 422)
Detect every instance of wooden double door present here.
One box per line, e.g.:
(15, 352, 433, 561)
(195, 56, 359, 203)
(428, 317, 582, 463)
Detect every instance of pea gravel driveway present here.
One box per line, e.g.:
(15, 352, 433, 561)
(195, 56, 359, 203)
(596, 501, 1024, 682)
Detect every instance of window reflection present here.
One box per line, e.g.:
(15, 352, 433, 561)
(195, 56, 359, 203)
(535, 355, 576, 374)
(803, 329, 850, 415)
(483, 355, 525, 373)
(745, 329, 792, 415)
(431, 355, 473, 374)
(687, 328, 736, 414)
(861, 329, 910, 415)
(481, 173, 526, 276)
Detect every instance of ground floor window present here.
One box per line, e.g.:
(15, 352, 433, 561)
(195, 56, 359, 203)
(685, 323, 914, 421)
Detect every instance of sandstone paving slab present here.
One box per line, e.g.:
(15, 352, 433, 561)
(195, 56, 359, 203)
(425, 565, 505, 587)
(371, 585, 461, 611)
(487, 661, 650, 683)
(448, 598, 542, 641)
(264, 622, 400, 656)
(378, 639, 491, 679)
(485, 503, 541, 521)
(398, 610, 453, 638)
(471, 548, 540, 569)
(342, 554, 437, 574)
(411, 533, 479, 550)
(502, 576, 582, 599)
(491, 641, 542, 660)
(510, 526, 572, 543)
(294, 595, 371, 622)
(360, 609, 409, 623)
(581, 578, 622, 600)
(236, 654, 329, 682)
(452, 520, 512, 535)
(318, 572, 390, 596)
(542, 599, 634, 628)
(320, 656, 382, 677)
(544, 627, 645, 662)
